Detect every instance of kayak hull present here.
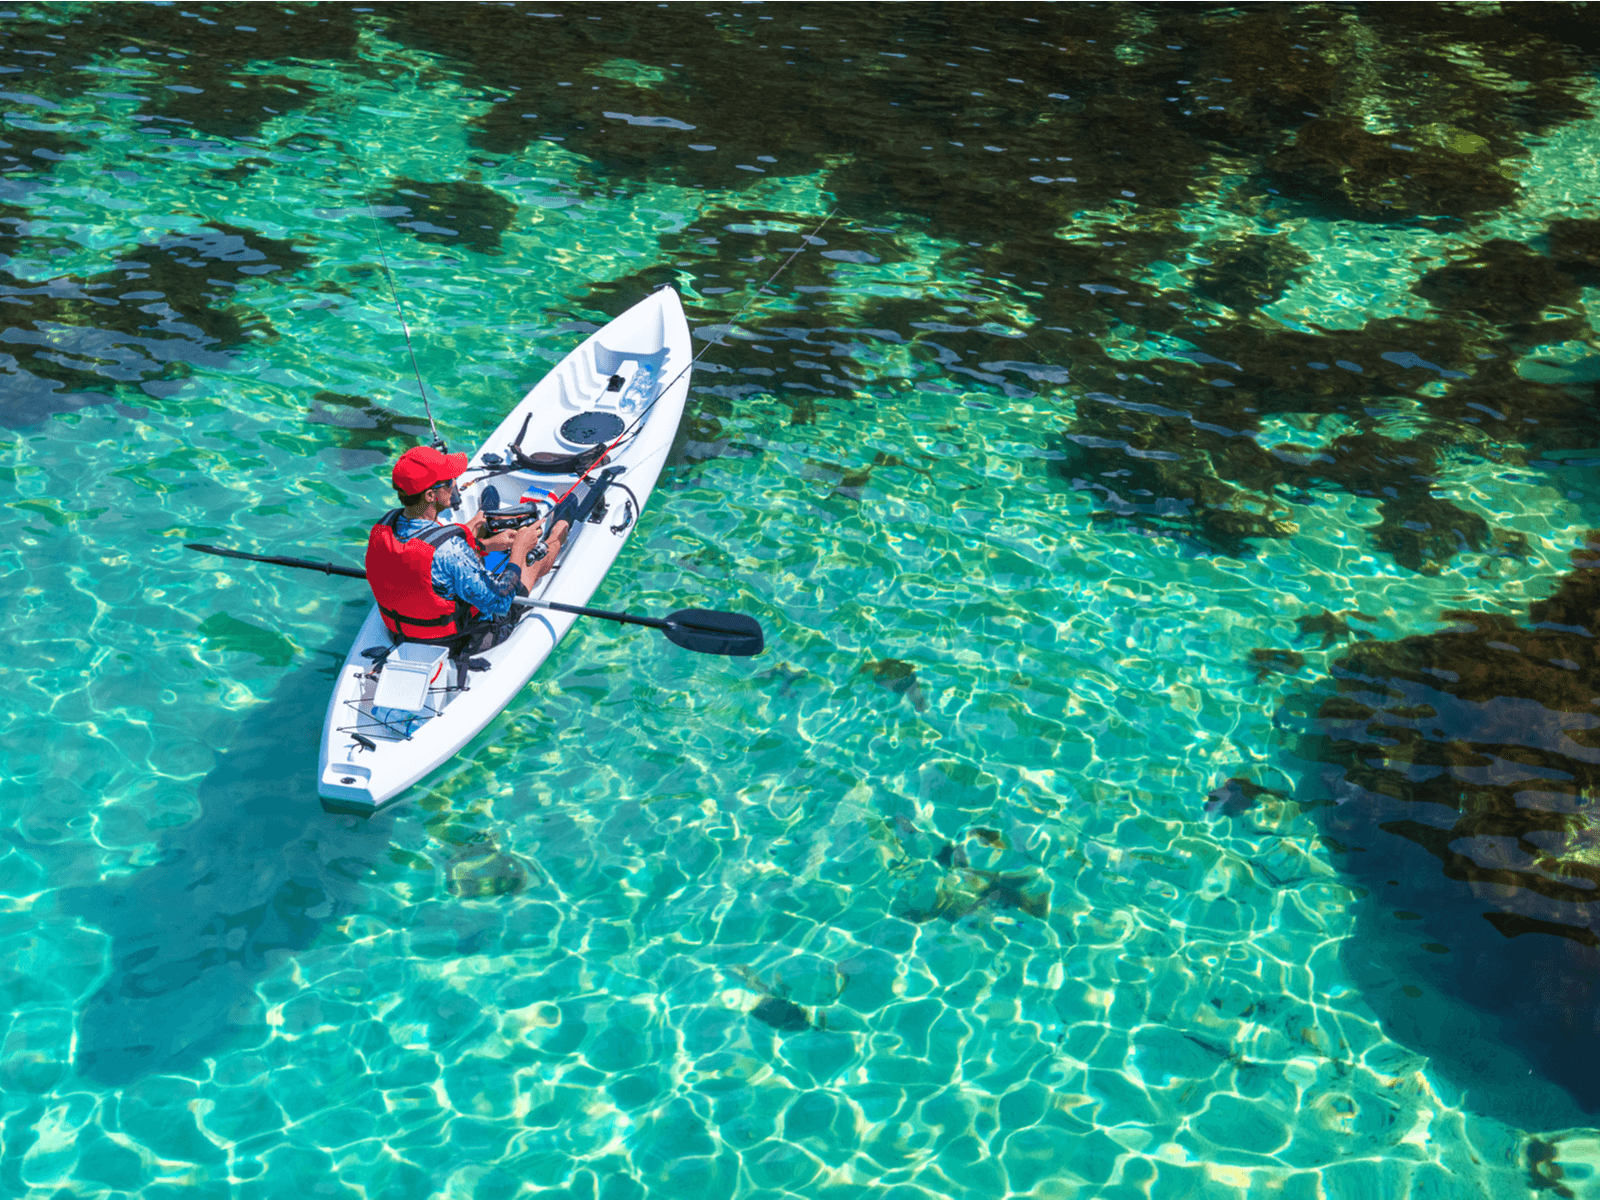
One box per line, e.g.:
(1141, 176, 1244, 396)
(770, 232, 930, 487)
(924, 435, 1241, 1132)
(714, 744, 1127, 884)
(316, 287, 692, 812)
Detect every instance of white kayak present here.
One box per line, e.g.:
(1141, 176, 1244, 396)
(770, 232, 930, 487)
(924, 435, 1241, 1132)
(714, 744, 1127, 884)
(317, 286, 692, 811)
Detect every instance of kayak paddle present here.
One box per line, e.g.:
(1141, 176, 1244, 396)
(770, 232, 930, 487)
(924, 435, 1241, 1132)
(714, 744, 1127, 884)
(183, 543, 764, 656)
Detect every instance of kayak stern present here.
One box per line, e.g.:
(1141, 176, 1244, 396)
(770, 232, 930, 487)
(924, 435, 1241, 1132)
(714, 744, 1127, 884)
(319, 759, 376, 811)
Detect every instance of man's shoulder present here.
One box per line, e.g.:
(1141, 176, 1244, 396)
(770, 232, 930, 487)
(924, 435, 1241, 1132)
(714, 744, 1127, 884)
(431, 532, 482, 569)
(395, 516, 468, 541)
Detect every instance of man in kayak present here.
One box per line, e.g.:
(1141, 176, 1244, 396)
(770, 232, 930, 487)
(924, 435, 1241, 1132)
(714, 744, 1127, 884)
(366, 445, 569, 651)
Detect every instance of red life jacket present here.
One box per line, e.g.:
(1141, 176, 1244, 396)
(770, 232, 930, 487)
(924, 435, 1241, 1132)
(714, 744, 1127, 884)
(365, 511, 481, 643)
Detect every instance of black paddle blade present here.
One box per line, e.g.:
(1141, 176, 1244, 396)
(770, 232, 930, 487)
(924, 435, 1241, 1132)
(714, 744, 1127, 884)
(663, 608, 764, 657)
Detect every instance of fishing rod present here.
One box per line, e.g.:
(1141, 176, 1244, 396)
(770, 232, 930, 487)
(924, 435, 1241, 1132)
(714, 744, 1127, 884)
(539, 207, 840, 507)
(349, 161, 446, 452)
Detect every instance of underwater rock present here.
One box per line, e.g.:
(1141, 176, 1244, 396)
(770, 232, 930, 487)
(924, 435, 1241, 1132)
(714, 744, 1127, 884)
(831, 452, 912, 500)
(361, 4, 1588, 591)
(1302, 530, 1600, 1115)
(783, 388, 821, 427)
(901, 864, 1050, 924)
(728, 965, 811, 1033)
(1432, 359, 1599, 458)
(208, 156, 278, 185)
(0, 222, 312, 425)
(161, 74, 328, 143)
(0, 123, 88, 175)
(835, 463, 874, 499)
(0, 5, 360, 144)
(890, 821, 1050, 924)
(668, 412, 730, 467)
(305, 391, 431, 457)
(1296, 610, 1376, 650)
(381, 178, 516, 256)
(1190, 10, 1340, 121)
(969, 826, 1007, 850)
(1371, 495, 1491, 576)
(859, 658, 928, 712)
(754, 662, 811, 697)
(1548, 218, 1600, 269)
(444, 834, 533, 899)
(1203, 778, 1295, 822)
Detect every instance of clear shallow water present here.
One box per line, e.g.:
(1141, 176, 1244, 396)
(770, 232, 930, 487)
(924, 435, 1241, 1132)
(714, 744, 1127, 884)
(3, 4, 1600, 1198)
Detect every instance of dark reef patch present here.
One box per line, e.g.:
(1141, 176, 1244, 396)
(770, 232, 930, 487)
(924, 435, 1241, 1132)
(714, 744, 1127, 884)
(304, 391, 430, 462)
(362, 2, 1600, 574)
(1546, 218, 1600, 293)
(0, 223, 312, 425)
(1548, 218, 1600, 267)
(1298, 532, 1600, 1117)
(154, 73, 324, 144)
(1413, 238, 1585, 340)
(1192, 235, 1312, 314)
(0, 122, 89, 176)
(379, 179, 517, 256)
(1296, 610, 1376, 650)
(1265, 118, 1520, 221)
(0, 3, 362, 145)
(0, 2, 1587, 569)
(860, 658, 928, 713)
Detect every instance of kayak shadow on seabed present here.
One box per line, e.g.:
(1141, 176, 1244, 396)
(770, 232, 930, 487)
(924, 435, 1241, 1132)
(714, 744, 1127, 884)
(61, 619, 400, 1087)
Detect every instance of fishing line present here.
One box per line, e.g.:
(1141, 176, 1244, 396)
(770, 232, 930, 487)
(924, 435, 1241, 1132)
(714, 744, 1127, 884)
(541, 207, 841, 507)
(348, 160, 446, 451)
(685, 206, 840, 375)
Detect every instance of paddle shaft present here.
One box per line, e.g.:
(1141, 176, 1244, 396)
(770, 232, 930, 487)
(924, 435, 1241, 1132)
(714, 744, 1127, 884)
(186, 543, 367, 579)
(512, 595, 669, 631)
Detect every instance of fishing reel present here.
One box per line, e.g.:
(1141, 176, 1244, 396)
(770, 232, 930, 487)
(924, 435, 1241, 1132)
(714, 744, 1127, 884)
(472, 481, 549, 537)
(480, 502, 547, 537)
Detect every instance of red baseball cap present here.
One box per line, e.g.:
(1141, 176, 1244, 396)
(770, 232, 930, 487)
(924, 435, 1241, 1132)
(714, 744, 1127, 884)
(392, 445, 469, 493)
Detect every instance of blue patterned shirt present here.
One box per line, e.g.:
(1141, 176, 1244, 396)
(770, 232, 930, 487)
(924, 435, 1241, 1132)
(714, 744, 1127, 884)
(392, 515, 518, 620)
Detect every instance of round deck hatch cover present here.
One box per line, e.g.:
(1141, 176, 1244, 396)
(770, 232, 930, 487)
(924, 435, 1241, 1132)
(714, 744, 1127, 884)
(559, 411, 625, 445)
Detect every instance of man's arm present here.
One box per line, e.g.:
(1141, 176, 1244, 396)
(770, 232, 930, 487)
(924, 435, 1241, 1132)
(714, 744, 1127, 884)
(431, 536, 519, 619)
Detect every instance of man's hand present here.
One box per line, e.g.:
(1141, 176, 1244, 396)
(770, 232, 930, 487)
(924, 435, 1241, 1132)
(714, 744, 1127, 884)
(510, 520, 567, 591)
(478, 529, 517, 553)
(465, 510, 518, 554)
(509, 522, 543, 563)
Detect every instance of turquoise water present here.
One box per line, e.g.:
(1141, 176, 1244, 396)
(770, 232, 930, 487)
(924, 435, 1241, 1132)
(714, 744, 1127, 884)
(4, 4, 1600, 1198)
